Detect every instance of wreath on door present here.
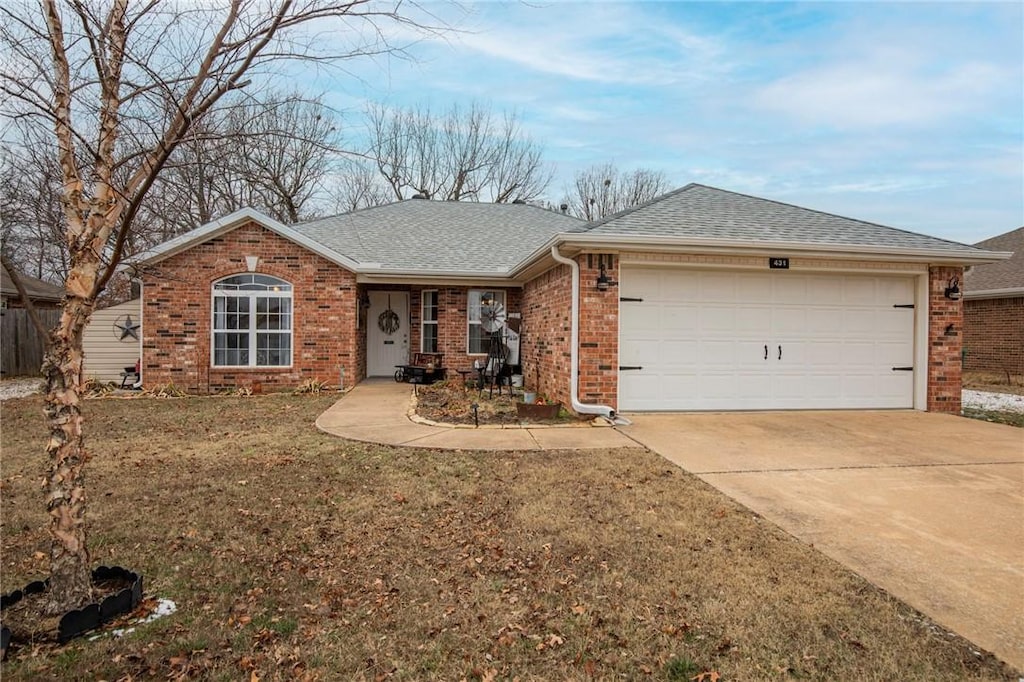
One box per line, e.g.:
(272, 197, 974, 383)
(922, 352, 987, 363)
(377, 295, 400, 335)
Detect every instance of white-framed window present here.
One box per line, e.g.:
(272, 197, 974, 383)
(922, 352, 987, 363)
(421, 290, 438, 353)
(212, 274, 293, 367)
(467, 289, 505, 354)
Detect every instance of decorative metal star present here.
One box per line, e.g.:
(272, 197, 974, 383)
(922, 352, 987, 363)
(114, 314, 140, 340)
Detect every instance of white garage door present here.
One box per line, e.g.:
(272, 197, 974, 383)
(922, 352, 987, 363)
(618, 267, 915, 411)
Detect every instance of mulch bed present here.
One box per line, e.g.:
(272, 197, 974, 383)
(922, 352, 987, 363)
(414, 380, 581, 426)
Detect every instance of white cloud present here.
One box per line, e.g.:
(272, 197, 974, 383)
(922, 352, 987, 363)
(754, 55, 1004, 128)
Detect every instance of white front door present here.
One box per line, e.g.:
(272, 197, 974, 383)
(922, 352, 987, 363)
(367, 291, 409, 377)
(618, 267, 916, 411)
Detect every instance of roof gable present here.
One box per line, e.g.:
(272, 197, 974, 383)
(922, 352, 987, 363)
(577, 183, 990, 255)
(965, 226, 1024, 294)
(132, 208, 364, 272)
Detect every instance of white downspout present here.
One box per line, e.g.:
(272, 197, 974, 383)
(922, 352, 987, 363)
(549, 245, 629, 425)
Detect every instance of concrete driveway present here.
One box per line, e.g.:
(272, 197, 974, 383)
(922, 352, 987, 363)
(618, 410, 1024, 671)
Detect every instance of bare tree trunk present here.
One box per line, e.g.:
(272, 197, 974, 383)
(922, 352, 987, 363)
(41, 293, 94, 613)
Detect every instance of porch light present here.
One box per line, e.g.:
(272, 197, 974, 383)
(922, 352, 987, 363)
(944, 277, 962, 301)
(596, 263, 616, 291)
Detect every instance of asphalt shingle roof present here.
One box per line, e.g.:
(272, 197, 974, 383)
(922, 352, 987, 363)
(577, 183, 989, 254)
(965, 226, 1024, 292)
(1, 265, 64, 302)
(296, 200, 583, 273)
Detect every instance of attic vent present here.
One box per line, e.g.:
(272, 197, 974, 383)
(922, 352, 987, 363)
(411, 192, 429, 200)
(559, 203, 568, 214)
(512, 199, 526, 205)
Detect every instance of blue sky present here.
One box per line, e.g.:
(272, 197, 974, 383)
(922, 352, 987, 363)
(312, 1, 1022, 245)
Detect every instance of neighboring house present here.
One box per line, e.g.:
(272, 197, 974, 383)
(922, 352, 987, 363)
(134, 184, 1010, 414)
(963, 226, 1023, 376)
(82, 298, 142, 384)
(1, 264, 63, 308)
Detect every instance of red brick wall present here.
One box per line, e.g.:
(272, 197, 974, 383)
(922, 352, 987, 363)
(141, 222, 361, 393)
(520, 263, 573, 408)
(578, 254, 619, 409)
(963, 296, 1024, 374)
(388, 285, 523, 373)
(927, 266, 964, 412)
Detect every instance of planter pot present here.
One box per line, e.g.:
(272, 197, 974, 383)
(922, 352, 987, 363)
(516, 401, 560, 420)
(1, 565, 143, 652)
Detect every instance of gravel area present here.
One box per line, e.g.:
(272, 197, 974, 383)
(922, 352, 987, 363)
(962, 390, 1024, 414)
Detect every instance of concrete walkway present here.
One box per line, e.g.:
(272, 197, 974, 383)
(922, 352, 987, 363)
(315, 379, 635, 451)
(619, 410, 1024, 672)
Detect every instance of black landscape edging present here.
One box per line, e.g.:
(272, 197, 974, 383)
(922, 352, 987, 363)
(0, 565, 143, 652)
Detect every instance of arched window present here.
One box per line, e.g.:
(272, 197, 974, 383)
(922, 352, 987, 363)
(212, 274, 293, 367)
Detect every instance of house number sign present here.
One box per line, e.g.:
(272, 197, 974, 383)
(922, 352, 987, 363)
(769, 257, 790, 269)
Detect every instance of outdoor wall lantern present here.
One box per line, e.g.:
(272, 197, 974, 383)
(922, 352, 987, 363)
(596, 262, 617, 291)
(944, 277, 962, 301)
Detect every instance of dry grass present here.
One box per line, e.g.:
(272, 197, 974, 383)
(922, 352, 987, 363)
(963, 371, 1024, 396)
(0, 394, 1017, 681)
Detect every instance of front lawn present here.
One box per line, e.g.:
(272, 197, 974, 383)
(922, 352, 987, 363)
(0, 394, 1016, 680)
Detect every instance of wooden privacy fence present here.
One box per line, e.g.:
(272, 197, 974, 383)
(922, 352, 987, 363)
(1, 308, 62, 377)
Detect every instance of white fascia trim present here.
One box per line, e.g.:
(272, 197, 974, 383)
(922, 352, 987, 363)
(356, 272, 519, 288)
(963, 287, 1024, 300)
(510, 233, 1012, 275)
(129, 208, 366, 273)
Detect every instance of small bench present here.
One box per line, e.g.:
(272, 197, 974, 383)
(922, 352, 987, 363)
(119, 366, 140, 389)
(394, 353, 446, 385)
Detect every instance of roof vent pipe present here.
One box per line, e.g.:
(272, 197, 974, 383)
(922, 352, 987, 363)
(549, 245, 629, 425)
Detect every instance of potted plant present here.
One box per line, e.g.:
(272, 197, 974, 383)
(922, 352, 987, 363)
(516, 392, 560, 420)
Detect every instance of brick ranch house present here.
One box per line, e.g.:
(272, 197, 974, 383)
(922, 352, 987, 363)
(133, 183, 1011, 415)
(963, 226, 1024, 377)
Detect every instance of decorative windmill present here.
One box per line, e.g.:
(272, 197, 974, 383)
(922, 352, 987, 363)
(479, 293, 509, 396)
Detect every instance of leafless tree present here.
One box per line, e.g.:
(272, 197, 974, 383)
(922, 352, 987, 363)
(333, 158, 394, 212)
(563, 163, 671, 221)
(356, 101, 552, 203)
(0, 136, 70, 282)
(0, 0, 445, 615)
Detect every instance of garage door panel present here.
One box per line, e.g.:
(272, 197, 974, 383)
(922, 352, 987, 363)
(772, 307, 808, 334)
(874, 309, 914, 336)
(736, 275, 774, 303)
(699, 273, 739, 302)
(842, 277, 881, 304)
(806, 276, 845, 305)
(804, 308, 844, 335)
(735, 306, 772, 334)
(661, 304, 698, 331)
(619, 337, 659, 366)
(620, 305, 659, 332)
(619, 266, 916, 411)
(774, 276, 809, 303)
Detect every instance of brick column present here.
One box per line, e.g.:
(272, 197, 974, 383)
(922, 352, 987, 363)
(927, 266, 964, 413)
(577, 254, 619, 409)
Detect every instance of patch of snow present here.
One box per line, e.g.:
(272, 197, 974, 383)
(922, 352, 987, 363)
(0, 378, 43, 400)
(962, 390, 1024, 414)
(90, 598, 178, 640)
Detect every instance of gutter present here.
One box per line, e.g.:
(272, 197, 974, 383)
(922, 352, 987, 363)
(511, 234, 1013, 280)
(963, 287, 1024, 301)
(549, 245, 629, 426)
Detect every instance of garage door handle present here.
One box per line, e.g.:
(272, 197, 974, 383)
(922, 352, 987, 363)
(778, 345, 782, 360)
(892, 366, 914, 372)
(764, 345, 768, 360)
(619, 366, 643, 371)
